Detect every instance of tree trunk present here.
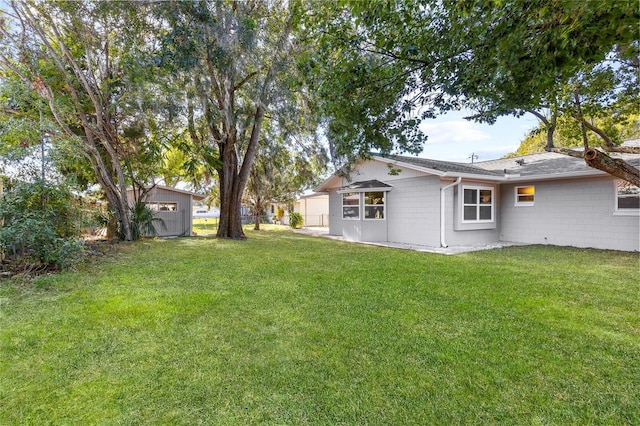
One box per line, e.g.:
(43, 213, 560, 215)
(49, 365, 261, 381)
(584, 149, 640, 186)
(253, 198, 262, 231)
(216, 139, 246, 239)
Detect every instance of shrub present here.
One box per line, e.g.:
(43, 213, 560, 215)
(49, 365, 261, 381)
(130, 199, 167, 240)
(289, 211, 303, 229)
(0, 179, 86, 270)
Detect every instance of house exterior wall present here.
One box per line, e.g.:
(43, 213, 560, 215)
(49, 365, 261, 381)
(499, 177, 639, 251)
(443, 182, 501, 246)
(386, 176, 441, 246)
(326, 164, 502, 247)
(327, 160, 434, 243)
(322, 157, 639, 252)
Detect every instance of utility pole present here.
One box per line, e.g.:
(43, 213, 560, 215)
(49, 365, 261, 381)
(469, 153, 478, 163)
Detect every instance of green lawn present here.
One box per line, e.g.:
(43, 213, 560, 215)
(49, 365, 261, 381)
(1, 230, 638, 424)
(192, 217, 219, 235)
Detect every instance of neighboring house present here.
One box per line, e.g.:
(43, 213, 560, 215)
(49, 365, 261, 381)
(266, 193, 330, 227)
(126, 185, 206, 237)
(193, 206, 220, 218)
(294, 192, 329, 227)
(267, 202, 289, 225)
(315, 143, 640, 252)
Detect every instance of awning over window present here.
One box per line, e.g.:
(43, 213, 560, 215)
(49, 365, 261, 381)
(337, 179, 393, 193)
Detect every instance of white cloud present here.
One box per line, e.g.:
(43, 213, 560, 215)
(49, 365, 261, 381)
(420, 120, 492, 145)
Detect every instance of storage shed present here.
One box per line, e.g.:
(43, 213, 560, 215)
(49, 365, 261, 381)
(126, 185, 206, 237)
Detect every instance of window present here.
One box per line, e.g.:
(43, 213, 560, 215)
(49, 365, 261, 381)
(145, 202, 178, 212)
(462, 186, 494, 222)
(515, 186, 535, 206)
(364, 191, 385, 220)
(615, 180, 639, 214)
(342, 192, 360, 219)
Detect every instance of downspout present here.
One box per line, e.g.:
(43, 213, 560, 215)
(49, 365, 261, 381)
(440, 177, 461, 248)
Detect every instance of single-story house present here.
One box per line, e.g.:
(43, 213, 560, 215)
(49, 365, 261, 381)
(315, 143, 640, 252)
(127, 185, 206, 237)
(294, 192, 329, 227)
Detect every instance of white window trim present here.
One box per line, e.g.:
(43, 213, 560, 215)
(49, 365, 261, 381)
(514, 185, 535, 207)
(341, 192, 360, 220)
(613, 180, 640, 216)
(461, 185, 495, 223)
(363, 191, 386, 221)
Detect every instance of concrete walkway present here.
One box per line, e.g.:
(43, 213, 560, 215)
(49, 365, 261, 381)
(293, 227, 525, 255)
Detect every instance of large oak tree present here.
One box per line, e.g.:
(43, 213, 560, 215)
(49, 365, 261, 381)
(156, 0, 312, 239)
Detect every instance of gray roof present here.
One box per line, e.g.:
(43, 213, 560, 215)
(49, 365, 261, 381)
(344, 179, 393, 190)
(316, 145, 639, 192)
(375, 154, 504, 176)
(474, 151, 640, 177)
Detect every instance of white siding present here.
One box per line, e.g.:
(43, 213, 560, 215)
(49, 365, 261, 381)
(386, 176, 441, 246)
(444, 183, 501, 246)
(499, 177, 639, 251)
(328, 189, 343, 236)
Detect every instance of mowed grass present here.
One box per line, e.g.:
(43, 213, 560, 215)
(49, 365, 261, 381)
(0, 230, 638, 424)
(192, 217, 219, 235)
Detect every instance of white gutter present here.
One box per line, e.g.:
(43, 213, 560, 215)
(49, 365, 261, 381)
(440, 177, 461, 248)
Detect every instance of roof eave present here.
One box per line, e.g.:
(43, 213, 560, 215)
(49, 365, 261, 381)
(337, 186, 393, 194)
(371, 155, 447, 176)
(501, 169, 608, 183)
(440, 171, 504, 181)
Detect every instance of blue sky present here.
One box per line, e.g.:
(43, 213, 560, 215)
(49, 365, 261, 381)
(417, 110, 540, 163)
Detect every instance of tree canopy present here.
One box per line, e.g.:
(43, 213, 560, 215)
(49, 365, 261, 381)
(154, 0, 323, 239)
(308, 0, 639, 183)
(0, 0, 164, 240)
(1, 0, 326, 241)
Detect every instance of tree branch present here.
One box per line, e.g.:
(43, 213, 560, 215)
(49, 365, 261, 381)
(584, 149, 640, 186)
(579, 116, 616, 147)
(234, 70, 258, 91)
(546, 147, 584, 159)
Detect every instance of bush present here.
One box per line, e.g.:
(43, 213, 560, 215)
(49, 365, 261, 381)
(130, 199, 166, 240)
(0, 179, 86, 270)
(289, 211, 303, 229)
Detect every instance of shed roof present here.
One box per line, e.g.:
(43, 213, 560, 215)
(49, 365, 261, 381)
(128, 185, 207, 201)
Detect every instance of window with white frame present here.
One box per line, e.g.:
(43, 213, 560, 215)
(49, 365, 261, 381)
(364, 191, 385, 219)
(342, 192, 360, 219)
(615, 180, 639, 213)
(515, 186, 535, 206)
(462, 186, 494, 222)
